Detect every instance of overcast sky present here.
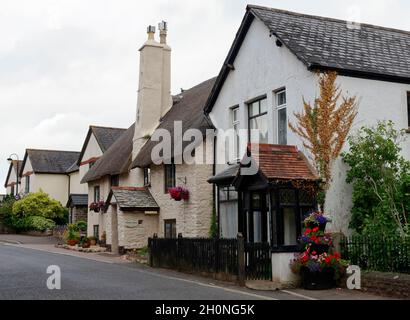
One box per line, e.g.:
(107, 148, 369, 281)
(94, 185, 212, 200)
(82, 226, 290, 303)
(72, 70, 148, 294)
(1, 0, 409, 192)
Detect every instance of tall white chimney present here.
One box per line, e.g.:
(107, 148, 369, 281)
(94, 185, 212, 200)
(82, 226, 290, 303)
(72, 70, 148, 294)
(133, 22, 172, 159)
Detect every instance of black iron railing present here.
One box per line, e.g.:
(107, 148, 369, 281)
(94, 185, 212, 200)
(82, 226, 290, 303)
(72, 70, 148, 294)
(340, 235, 410, 274)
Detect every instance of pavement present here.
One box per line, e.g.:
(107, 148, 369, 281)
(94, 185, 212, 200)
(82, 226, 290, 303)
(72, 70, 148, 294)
(0, 234, 391, 300)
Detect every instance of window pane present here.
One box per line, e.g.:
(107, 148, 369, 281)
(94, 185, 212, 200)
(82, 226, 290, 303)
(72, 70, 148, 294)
(220, 201, 238, 239)
(252, 193, 261, 209)
(232, 107, 239, 123)
(253, 211, 262, 243)
(278, 108, 287, 145)
(249, 101, 259, 117)
(277, 90, 286, 106)
(250, 114, 268, 143)
(283, 208, 297, 245)
(219, 188, 228, 201)
(279, 189, 296, 205)
(260, 99, 267, 113)
(407, 92, 410, 128)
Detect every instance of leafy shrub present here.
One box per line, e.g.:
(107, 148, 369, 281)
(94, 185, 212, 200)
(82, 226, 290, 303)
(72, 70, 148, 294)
(342, 121, 410, 237)
(75, 220, 87, 232)
(26, 216, 55, 231)
(12, 191, 67, 221)
(0, 197, 15, 228)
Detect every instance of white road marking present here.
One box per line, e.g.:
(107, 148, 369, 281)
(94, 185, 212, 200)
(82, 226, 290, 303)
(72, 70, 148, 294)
(281, 289, 318, 300)
(2, 243, 277, 300)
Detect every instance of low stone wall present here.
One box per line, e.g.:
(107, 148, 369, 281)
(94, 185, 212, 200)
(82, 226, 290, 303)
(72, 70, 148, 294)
(361, 272, 410, 299)
(0, 223, 14, 234)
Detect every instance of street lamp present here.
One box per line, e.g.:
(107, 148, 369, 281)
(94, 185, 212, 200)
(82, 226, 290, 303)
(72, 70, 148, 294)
(7, 153, 19, 197)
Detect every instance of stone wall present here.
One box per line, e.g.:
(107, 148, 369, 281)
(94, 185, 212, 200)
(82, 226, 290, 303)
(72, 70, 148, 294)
(117, 210, 159, 249)
(361, 272, 410, 299)
(149, 141, 214, 238)
(72, 207, 87, 224)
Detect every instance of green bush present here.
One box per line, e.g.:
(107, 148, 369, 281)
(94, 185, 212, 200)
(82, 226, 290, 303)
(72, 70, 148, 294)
(75, 220, 87, 232)
(0, 197, 15, 227)
(26, 216, 55, 232)
(8, 191, 67, 232)
(342, 121, 410, 238)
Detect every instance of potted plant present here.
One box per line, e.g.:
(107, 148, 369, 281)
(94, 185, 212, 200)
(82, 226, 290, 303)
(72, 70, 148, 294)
(299, 227, 333, 255)
(80, 237, 91, 249)
(291, 212, 348, 290)
(304, 211, 331, 231)
(65, 227, 79, 247)
(88, 236, 97, 246)
(169, 187, 190, 202)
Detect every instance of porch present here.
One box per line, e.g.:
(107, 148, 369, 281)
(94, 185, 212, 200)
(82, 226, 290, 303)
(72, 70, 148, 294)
(209, 144, 320, 284)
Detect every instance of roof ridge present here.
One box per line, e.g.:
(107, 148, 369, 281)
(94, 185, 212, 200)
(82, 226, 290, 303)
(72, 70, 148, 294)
(90, 125, 127, 131)
(27, 148, 80, 154)
(247, 4, 410, 36)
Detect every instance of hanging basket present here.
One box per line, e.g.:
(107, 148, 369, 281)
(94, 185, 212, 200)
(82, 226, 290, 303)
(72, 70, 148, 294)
(169, 187, 190, 202)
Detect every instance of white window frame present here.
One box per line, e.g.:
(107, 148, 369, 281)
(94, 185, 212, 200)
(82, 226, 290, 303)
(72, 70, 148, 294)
(276, 89, 287, 145)
(231, 106, 240, 162)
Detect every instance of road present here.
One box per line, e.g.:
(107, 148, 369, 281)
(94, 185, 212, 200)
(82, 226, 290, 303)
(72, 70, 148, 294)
(0, 243, 288, 300)
(0, 240, 387, 300)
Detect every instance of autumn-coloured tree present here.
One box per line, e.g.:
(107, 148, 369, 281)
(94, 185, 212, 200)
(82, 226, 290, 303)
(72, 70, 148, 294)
(289, 72, 358, 189)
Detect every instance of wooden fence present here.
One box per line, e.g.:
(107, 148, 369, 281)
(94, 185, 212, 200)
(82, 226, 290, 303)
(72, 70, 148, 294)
(148, 234, 272, 284)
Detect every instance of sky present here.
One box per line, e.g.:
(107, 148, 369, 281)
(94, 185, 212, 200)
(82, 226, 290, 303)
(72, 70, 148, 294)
(1, 0, 409, 192)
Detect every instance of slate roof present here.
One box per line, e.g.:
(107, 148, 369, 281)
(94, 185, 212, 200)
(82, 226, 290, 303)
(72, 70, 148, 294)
(131, 77, 216, 168)
(66, 194, 88, 208)
(91, 126, 127, 152)
(66, 162, 79, 174)
(208, 144, 319, 185)
(109, 187, 159, 211)
(81, 124, 135, 183)
(21, 149, 81, 175)
(208, 164, 241, 185)
(205, 5, 410, 113)
(4, 160, 23, 187)
(77, 125, 126, 165)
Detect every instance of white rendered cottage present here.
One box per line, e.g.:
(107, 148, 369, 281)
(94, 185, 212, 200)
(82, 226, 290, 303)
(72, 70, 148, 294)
(205, 5, 410, 284)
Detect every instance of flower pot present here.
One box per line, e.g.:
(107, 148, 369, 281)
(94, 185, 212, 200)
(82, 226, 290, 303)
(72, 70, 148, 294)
(93, 208, 100, 213)
(306, 221, 327, 231)
(67, 240, 78, 247)
(309, 243, 330, 255)
(300, 267, 335, 290)
(82, 242, 91, 249)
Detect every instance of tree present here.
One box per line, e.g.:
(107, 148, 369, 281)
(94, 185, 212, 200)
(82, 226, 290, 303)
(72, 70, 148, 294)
(289, 72, 358, 190)
(342, 121, 410, 238)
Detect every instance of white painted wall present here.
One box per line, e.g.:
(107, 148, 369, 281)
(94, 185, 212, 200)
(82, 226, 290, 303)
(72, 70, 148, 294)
(79, 133, 103, 186)
(5, 166, 18, 195)
(69, 171, 87, 194)
(30, 174, 69, 205)
(209, 18, 410, 235)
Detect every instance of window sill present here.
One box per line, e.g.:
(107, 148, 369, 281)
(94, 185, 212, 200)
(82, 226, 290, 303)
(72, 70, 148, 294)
(405, 128, 410, 134)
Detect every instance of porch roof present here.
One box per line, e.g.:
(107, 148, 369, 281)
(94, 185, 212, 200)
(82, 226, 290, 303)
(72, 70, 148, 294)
(107, 187, 160, 212)
(66, 194, 88, 208)
(208, 144, 319, 186)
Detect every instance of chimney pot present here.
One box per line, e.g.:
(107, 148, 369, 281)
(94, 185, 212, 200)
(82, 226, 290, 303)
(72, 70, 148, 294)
(158, 21, 168, 44)
(147, 25, 156, 40)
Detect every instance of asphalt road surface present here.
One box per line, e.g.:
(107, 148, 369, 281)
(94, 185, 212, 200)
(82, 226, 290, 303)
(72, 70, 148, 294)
(0, 243, 287, 300)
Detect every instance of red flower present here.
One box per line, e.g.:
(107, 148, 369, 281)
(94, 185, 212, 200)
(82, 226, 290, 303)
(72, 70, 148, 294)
(313, 227, 319, 232)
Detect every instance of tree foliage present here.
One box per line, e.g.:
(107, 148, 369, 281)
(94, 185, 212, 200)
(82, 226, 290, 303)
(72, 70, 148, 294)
(5, 191, 68, 232)
(289, 71, 358, 189)
(342, 121, 410, 238)
(12, 190, 67, 220)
